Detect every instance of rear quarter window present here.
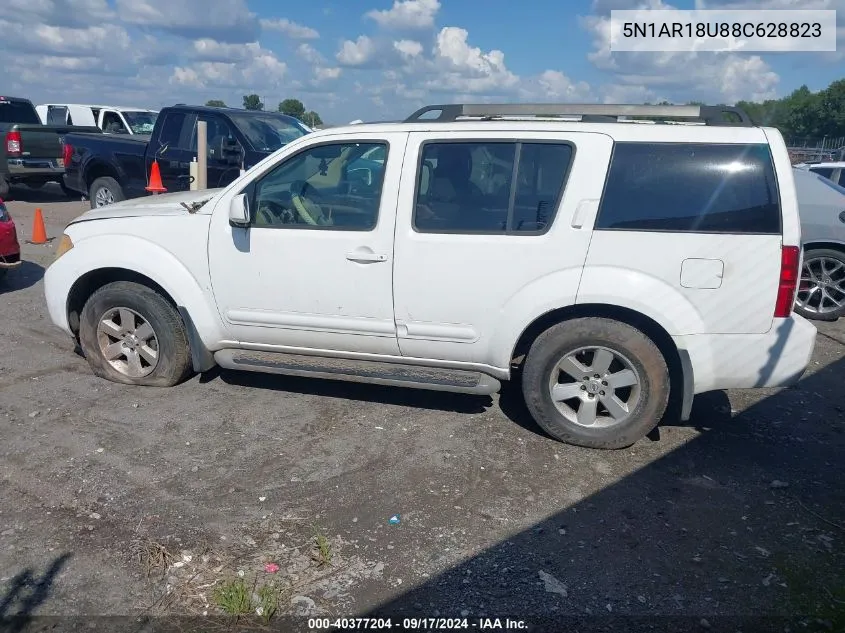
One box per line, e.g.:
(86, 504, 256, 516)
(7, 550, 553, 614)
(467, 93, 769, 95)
(595, 142, 781, 234)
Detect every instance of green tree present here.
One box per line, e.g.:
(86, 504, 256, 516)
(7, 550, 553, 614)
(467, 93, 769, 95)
(242, 94, 264, 111)
(278, 98, 306, 119)
(205, 99, 227, 107)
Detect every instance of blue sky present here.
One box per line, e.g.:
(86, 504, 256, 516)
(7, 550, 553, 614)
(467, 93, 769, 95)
(1, 0, 843, 124)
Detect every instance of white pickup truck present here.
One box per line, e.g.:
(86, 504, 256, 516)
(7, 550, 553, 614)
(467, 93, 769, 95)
(43, 102, 817, 450)
(36, 104, 158, 136)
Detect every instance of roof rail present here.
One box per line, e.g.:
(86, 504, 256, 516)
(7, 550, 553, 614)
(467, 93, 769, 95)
(403, 103, 754, 127)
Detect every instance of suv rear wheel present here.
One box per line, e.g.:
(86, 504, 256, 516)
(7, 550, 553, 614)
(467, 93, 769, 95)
(522, 317, 670, 449)
(78, 281, 192, 387)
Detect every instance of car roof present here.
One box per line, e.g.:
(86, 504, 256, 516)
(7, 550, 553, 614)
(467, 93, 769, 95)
(170, 104, 303, 122)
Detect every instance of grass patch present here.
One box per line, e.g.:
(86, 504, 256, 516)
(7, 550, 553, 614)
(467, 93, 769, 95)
(212, 576, 253, 616)
(312, 525, 333, 567)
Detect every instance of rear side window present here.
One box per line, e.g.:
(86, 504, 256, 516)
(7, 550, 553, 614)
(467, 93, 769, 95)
(414, 141, 573, 234)
(596, 142, 781, 234)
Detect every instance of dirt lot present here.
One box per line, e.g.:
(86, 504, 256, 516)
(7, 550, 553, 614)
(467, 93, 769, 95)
(1, 186, 844, 632)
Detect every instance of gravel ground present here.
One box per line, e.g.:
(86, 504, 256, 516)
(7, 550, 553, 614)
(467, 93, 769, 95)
(1, 186, 843, 633)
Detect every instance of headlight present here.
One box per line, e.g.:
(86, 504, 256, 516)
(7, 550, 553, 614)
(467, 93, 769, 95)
(54, 234, 74, 261)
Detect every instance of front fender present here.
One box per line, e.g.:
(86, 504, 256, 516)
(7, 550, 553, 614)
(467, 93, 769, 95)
(44, 233, 225, 351)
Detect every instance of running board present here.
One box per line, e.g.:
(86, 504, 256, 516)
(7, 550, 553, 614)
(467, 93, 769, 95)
(213, 349, 502, 395)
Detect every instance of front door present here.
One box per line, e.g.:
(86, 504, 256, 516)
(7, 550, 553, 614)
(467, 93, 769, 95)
(208, 132, 408, 355)
(192, 112, 243, 189)
(392, 131, 613, 367)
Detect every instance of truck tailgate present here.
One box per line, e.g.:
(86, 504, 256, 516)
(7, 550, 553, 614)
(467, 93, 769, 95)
(14, 124, 100, 160)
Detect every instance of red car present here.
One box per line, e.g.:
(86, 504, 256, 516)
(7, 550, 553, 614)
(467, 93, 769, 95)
(0, 198, 21, 281)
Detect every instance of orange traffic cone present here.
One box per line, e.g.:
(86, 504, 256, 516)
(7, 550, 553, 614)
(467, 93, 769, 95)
(145, 160, 167, 194)
(30, 208, 48, 244)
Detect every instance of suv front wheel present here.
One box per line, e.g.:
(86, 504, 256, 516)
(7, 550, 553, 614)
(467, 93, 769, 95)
(522, 317, 670, 449)
(78, 281, 193, 387)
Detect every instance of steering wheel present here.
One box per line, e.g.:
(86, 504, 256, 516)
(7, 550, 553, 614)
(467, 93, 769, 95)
(290, 180, 333, 226)
(256, 199, 290, 225)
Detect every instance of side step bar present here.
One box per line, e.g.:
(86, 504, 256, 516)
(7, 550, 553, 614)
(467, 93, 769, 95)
(213, 350, 502, 395)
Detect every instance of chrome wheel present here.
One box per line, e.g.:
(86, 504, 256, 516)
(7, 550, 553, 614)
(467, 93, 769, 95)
(94, 186, 114, 207)
(796, 256, 845, 316)
(548, 346, 642, 429)
(96, 307, 159, 378)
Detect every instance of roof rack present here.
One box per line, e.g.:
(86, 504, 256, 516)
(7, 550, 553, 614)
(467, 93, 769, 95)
(403, 103, 754, 127)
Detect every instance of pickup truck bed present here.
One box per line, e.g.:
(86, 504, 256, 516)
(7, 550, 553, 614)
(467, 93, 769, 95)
(1, 95, 101, 197)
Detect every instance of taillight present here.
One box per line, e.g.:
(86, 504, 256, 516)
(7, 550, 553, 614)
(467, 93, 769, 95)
(5, 130, 21, 156)
(62, 142, 73, 166)
(774, 245, 800, 318)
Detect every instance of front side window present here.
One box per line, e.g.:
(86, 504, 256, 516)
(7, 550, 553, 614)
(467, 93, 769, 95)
(102, 111, 129, 134)
(252, 141, 388, 230)
(595, 142, 781, 234)
(157, 112, 188, 151)
(414, 141, 572, 233)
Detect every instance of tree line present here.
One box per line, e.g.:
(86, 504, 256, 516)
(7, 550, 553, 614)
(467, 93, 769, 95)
(204, 95, 323, 127)
(647, 78, 844, 141)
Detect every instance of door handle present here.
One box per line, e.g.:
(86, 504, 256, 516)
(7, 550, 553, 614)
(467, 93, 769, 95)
(346, 250, 388, 263)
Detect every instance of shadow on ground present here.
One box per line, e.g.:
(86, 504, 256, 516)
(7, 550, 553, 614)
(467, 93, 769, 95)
(0, 261, 45, 294)
(363, 357, 845, 632)
(0, 553, 71, 633)
(5, 185, 76, 205)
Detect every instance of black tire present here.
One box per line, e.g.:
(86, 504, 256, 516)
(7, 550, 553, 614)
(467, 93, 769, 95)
(78, 281, 193, 387)
(27, 182, 45, 190)
(88, 176, 125, 209)
(0, 176, 9, 199)
(522, 317, 670, 449)
(793, 247, 845, 322)
(0, 269, 7, 283)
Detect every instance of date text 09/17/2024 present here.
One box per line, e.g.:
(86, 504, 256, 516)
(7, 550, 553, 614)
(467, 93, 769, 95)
(307, 617, 528, 630)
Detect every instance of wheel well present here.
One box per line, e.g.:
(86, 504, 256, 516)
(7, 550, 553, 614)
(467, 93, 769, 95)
(803, 241, 845, 256)
(510, 304, 684, 414)
(66, 268, 177, 337)
(85, 162, 120, 190)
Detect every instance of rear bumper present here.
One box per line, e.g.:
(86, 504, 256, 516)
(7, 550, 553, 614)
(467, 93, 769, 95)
(7, 158, 64, 180)
(675, 315, 817, 394)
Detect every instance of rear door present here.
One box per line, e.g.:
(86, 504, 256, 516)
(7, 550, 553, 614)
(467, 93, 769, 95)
(392, 130, 611, 364)
(579, 139, 784, 334)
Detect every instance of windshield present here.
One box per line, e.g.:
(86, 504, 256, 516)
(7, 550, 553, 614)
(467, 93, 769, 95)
(0, 99, 40, 124)
(122, 110, 158, 135)
(227, 113, 310, 152)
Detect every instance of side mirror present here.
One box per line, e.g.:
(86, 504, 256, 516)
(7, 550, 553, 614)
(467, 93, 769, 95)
(229, 193, 251, 228)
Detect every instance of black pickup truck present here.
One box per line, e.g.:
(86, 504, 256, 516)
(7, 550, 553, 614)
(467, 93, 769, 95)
(63, 104, 313, 208)
(0, 95, 100, 198)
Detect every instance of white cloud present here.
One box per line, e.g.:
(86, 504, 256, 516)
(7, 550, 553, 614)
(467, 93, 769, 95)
(115, 0, 259, 42)
(315, 67, 343, 81)
(170, 46, 288, 91)
(260, 17, 319, 39)
(366, 0, 440, 29)
(430, 27, 519, 92)
(297, 43, 325, 65)
(581, 0, 781, 103)
(394, 39, 423, 58)
(0, 19, 131, 57)
(192, 38, 261, 63)
(336, 36, 377, 66)
(4, 0, 114, 27)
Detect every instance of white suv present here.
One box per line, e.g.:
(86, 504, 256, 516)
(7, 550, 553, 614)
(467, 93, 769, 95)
(43, 103, 817, 449)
